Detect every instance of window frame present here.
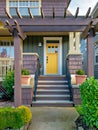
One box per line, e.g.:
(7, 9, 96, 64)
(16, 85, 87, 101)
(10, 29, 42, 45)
(7, 0, 41, 16)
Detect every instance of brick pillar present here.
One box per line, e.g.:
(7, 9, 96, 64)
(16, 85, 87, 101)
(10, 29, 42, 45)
(67, 54, 82, 74)
(14, 29, 22, 107)
(87, 29, 94, 77)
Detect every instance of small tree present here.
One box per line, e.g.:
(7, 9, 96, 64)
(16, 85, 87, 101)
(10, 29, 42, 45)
(80, 77, 98, 128)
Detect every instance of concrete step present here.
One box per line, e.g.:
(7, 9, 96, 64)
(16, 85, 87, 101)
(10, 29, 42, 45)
(32, 100, 73, 107)
(35, 94, 70, 100)
(36, 89, 70, 95)
(38, 76, 66, 81)
(37, 85, 69, 90)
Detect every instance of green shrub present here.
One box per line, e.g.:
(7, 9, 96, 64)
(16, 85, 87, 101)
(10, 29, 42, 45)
(80, 77, 98, 128)
(76, 69, 85, 75)
(75, 105, 83, 116)
(21, 68, 30, 75)
(2, 70, 14, 100)
(2, 68, 30, 100)
(0, 106, 32, 129)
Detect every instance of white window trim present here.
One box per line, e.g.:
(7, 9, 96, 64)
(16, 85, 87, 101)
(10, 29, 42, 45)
(44, 37, 62, 75)
(7, 0, 41, 15)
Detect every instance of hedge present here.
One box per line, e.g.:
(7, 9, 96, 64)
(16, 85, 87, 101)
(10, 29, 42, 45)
(0, 106, 32, 129)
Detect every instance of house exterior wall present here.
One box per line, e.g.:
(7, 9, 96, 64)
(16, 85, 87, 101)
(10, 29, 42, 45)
(0, 0, 68, 17)
(23, 36, 69, 75)
(0, 0, 6, 16)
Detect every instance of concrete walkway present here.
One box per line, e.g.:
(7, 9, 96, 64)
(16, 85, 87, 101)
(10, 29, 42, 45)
(29, 107, 79, 130)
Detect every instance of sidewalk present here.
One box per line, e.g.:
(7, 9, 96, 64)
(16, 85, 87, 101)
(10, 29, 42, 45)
(29, 107, 79, 130)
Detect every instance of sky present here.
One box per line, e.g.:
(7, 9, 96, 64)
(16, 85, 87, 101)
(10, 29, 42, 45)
(68, 0, 98, 16)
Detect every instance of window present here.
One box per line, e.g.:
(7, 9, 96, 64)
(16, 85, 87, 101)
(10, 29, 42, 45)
(8, 0, 41, 16)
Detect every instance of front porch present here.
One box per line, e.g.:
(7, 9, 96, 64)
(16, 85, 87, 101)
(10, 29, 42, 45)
(0, 10, 97, 106)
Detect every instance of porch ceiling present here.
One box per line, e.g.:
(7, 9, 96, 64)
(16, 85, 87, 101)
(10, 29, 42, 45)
(0, 28, 12, 36)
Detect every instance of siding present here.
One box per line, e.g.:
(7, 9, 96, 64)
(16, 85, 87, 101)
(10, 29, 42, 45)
(0, 0, 6, 16)
(94, 65, 98, 79)
(62, 36, 69, 75)
(23, 36, 69, 75)
(23, 36, 44, 74)
(42, 0, 67, 17)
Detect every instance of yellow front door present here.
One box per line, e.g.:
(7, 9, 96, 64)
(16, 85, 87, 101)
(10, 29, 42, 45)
(46, 44, 58, 74)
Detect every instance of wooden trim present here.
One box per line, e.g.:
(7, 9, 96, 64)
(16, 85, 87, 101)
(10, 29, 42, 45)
(14, 20, 26, 40)
(16, 7, 22, 19)
(85, 7, 91, 18)
(28, 8, 34, 19)
(5, 8, 12, 19)
(75, 7, 79, 18)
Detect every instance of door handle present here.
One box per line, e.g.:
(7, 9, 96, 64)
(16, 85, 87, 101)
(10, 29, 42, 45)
(46, 56, 48, 63)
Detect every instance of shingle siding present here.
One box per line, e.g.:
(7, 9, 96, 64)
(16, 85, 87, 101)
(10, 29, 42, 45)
(0, 0, 6, 16)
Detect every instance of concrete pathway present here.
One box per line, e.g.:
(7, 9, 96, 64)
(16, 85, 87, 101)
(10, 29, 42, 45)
(29, 107, 79, 130)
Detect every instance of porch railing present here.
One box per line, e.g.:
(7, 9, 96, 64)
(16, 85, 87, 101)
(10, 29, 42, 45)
(0, 58, 14, 81)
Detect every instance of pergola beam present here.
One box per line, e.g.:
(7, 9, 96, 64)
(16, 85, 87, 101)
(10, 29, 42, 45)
(16, 8, 22, 19)
(5, 9, 12, 19)
(75, 7, 79, 18)
(40, 7, 44, 18)
(85, 7, 91, 18)
(53, 7, 55, 18)
(5, 20, 13, 33)
(14, 20, 26, 40)
(64, 8, 66, 18)
(28, 8, 34, 19)
(81, 21, 93, 38)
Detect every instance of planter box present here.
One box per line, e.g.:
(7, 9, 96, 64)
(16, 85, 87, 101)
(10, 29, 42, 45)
(76, 75, 87, 85)
(21, 75, 31, 85)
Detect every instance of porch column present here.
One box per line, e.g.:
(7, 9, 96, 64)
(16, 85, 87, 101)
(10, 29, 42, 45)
(87, 29, 94, 77)
(14, 29, 22, 107)
(75, 32, 81, 54)
(69, 32, 74, 54)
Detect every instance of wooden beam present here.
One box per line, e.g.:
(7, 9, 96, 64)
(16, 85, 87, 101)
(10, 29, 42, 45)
(5, 20, 13, 33)
(5, 8, 12, 19)
(28, 8, 34, 19)
(85, 7, 91, 18)
(64, 8, 66, 18)
(16, 7, 22, 19)
(14, 20, 26, 40)
(53, 7, 55, 18)
(81, 21, 93, 38)
(75, 7, 79, 18)
(40, 7, 44, 18)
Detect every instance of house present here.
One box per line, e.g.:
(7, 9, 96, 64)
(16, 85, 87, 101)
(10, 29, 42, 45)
(0, 0, 98, 106)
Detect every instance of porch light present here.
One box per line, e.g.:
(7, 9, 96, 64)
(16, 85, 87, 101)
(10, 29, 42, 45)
(38, 42, 42, 47)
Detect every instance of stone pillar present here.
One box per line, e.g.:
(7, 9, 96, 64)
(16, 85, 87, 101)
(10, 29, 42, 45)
(14, 29, 22, 107)
(87, 29, 94, 77)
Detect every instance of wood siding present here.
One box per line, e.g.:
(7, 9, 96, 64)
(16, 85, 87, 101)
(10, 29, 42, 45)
(0, 0, 6, 16)
(42, 0, 67, 17)
(23, 36, 69, 75)
(94, 65, 98, 79)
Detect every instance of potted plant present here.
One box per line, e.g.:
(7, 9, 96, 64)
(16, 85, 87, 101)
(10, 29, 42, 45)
(21, 68, 31, 85)
(75, 69, 87, 85)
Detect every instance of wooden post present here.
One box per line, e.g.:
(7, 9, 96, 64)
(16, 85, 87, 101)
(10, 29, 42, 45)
(87, 28, 94, 77)
(14, 29, 22, 107)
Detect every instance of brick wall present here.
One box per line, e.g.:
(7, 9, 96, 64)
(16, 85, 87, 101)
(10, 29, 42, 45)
(67, 54, 82, 74)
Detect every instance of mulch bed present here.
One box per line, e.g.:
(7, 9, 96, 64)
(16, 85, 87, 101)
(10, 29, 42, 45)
(0, 100, 14, 107)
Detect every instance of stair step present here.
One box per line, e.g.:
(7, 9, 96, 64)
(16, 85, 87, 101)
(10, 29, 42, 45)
(38, 76, 66, 80)
(38, 81, 68, 83)
(37, 89, 69, 92)
(32, 100, 73, 107)
(38, 85, 68, 87)
(35, 95, 70, 100)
